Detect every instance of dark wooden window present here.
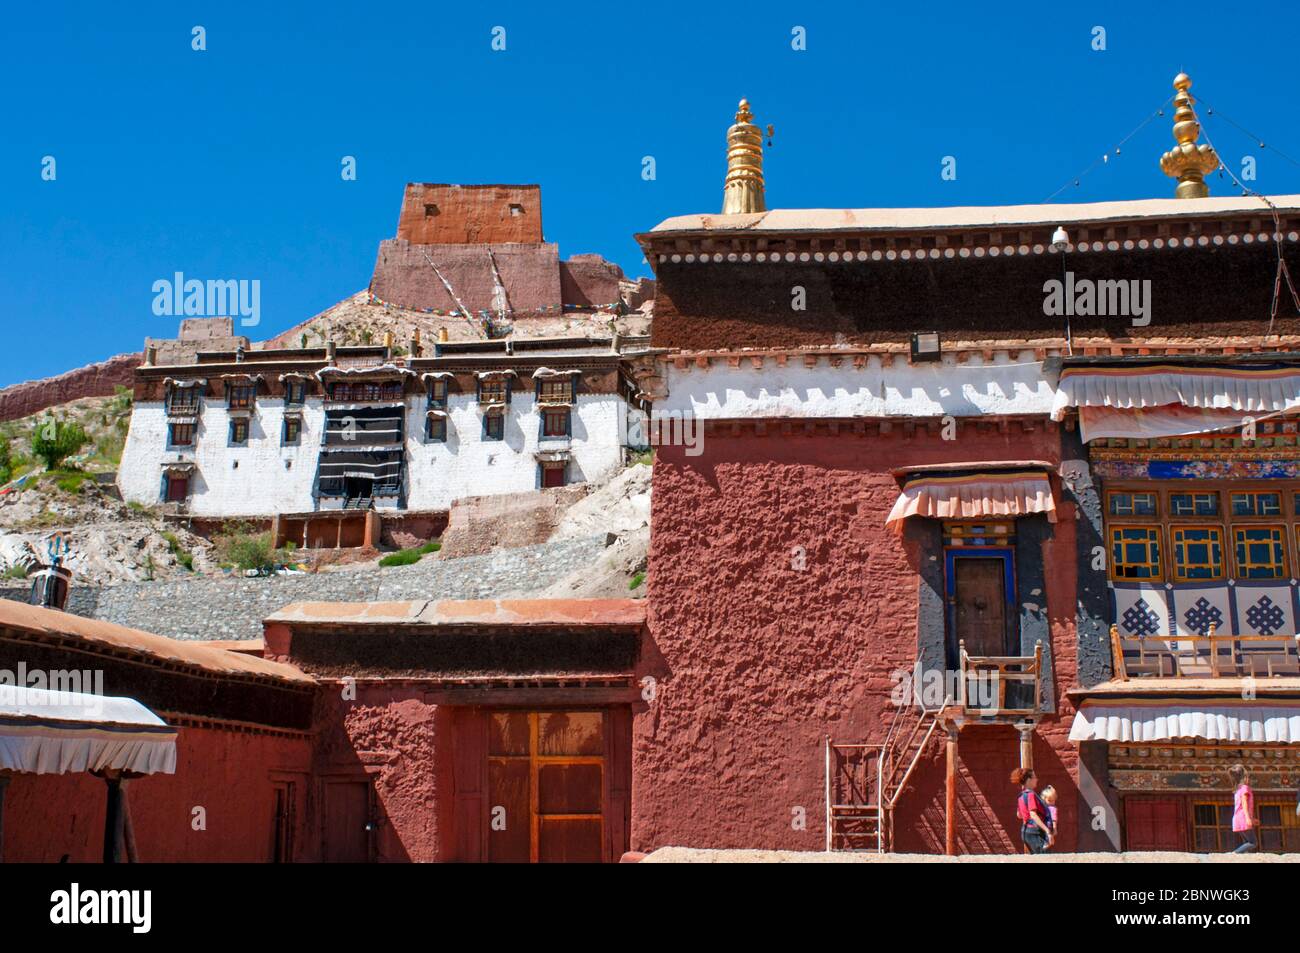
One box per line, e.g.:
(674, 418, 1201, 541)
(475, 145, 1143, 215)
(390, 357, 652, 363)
(167, 387, 200, 415)
(230, 417, 249, 444)
(542, 408, 570, 438)
(283, 416, 301, 444)
(426, 415, 446, 442)
(228, 384, 254, 409)
(427, 379, 448, 409)
(285, 380, 306, 405)
(483, 411, 504, 441)
(541, 462, 566, 488)
(168, 423, 194, 447)
(479, 378, 509, 405)
(538, 378, 572, 404)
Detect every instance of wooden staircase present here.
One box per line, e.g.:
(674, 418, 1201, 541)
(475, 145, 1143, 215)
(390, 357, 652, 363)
(825, 699, 947, 852)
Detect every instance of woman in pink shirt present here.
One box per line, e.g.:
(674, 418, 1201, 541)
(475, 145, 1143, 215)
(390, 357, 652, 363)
(1228, 764, 1258, 853)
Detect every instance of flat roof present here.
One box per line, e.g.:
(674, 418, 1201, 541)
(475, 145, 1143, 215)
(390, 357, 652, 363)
(265, 598, 646, 629)
(642, 194, 1300, 238)
(0, 600, 314, 685)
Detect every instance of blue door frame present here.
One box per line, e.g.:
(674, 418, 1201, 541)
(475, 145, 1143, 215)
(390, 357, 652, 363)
(944, 548, 1017, 666)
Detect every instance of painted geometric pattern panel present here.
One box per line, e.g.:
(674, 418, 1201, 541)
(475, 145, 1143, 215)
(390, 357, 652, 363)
(1114, 581, 1300, 637)
(1236, 583, 1297, 636)
(1170, 584, 1232, 637)
(1113, 585, 1171, 637)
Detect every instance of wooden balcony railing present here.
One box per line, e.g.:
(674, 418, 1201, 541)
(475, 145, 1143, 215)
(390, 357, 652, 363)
(1110, 625, 1300, 680)
(958, 641, 1043, 717)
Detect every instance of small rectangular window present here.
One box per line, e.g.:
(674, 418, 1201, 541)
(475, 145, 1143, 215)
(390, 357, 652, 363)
(1108, 492, 1158, 517)
(428, 379, 448, 409)
(1171, 525, 1224, 581)
(541, 462, 566, 487)
(1169, 493, 1219, 517)
(1234, 525, 1288, 578)
(283, 416, 301, 444)
(1231, 491, 1282, 517)
(285, 380, 306, 406)
(230, 418, 249, 444)
(168, 423, 195, 447)
(228, 384, 254, 410)
(542, 408, 570, 438)
(1110, 526, 1162, 580)
(483, 411, 504, 441)
(426, 415, 446, 442)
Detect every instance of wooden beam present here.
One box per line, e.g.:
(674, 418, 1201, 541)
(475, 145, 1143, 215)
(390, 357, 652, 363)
(945, 726, 959, 856)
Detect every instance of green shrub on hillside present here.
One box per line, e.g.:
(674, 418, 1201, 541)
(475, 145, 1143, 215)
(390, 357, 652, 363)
(31, 419, 89, 470)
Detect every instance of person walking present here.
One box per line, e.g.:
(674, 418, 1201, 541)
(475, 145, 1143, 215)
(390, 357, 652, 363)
(1228, 764, 1258, 854)
(1012, 767, 1053, 854)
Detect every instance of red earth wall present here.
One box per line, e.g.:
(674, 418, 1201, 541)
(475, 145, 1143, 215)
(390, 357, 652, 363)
(311, 683, 452, 862)
(634, 425, 1080, 854)
(396, 184, 543, 245)
(0, 352, 140, 422)
(3, 724, 311, 862)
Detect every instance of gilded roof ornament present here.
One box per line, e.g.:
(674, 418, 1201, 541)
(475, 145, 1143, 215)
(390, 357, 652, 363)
(1159, 73, 1219, 199)
(722, 98, 767, 215)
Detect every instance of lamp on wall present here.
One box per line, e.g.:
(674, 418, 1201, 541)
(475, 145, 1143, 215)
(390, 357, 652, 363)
(911, 331, 941, 362)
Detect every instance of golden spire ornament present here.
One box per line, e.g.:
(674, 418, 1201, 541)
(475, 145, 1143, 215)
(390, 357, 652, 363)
(1159, 72, 1219, 199)
(722, 99, 768, 214)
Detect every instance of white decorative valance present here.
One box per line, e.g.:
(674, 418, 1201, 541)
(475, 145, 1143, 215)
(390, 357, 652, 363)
(1052, 364, 1300, 422)
(163, 377, 206, 388)
(1070, 699, 1300, 744)
(0, 687, 177, 775)
(532, 367, 582, 379)
(476, 369, 517, 379)
(421, 372, 456, 381)
(316, 364, 414, 381)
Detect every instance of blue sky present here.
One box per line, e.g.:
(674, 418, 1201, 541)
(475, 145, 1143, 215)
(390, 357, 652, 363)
(4, 1, 1299, 386)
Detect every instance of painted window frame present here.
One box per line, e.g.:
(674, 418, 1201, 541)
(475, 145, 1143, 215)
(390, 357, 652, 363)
(1102, 481, 1300, 585)
(1169, 523, 1226, 583)
(227, 383, 255, 410)
(166, 385, 201, 416)
(229, 416, 250, 446)
(942, 535, 1019, 663)
(540, 406, 571, 439)
(425, 414, 447, 443)
(282, 415, 302, 446)
(167, 422, 195, 449)
(1108, 524, 1164, 582)
(482, 409, 505, 441)
(284, 379, 307, 406)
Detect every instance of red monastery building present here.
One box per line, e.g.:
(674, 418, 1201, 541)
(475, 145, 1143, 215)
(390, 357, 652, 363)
(631, 80, 1300, 855)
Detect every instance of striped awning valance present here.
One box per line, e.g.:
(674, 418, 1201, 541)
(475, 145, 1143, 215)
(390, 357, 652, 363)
(1051, 363, 1300, 421)
(1070, 698, 1300, 744)
(885, 468, 1056, 531)
(0, 687, 177, 776)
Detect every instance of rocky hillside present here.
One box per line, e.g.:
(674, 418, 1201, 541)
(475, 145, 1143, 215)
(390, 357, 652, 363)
(0, 392, 218, 584)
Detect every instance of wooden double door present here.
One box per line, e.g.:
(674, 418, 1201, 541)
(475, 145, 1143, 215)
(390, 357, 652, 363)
(484, 709, 625, 863)
(947, 550, 1017, 660)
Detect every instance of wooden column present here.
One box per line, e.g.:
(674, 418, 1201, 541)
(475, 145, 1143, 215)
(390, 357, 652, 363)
(1018, 722, 1035, 770)
(945, 725, 959, 856)
(101, 771, 125, 864)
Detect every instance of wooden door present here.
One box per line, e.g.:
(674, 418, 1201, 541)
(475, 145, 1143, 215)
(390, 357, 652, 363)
(954, 557, 1010, 656)
(323, 780, 371, 862)
(487, 711, 606, 863)
(1124, 797, 1188, 851)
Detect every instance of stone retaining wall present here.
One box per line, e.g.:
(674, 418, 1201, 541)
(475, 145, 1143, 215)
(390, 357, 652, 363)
(1, 535, 607, 642)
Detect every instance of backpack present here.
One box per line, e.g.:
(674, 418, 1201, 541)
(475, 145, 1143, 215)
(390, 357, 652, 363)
(1017, 790, 1047, 825)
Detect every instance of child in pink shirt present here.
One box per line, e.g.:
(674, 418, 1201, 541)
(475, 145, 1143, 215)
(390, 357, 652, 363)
(1229, 764, 1258, 853)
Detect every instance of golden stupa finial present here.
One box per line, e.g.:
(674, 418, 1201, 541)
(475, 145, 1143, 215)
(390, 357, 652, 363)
(722, 98, 767, 215)
(1159, 72, 1219, 199)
